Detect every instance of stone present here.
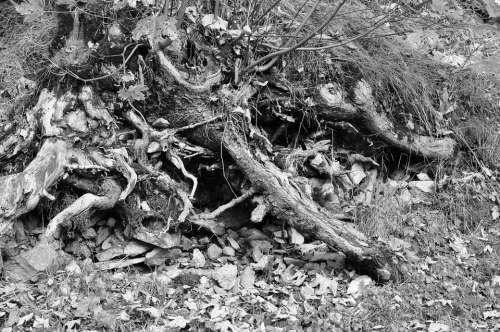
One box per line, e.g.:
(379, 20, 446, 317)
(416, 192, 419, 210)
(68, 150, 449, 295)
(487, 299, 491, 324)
(289, 227, 304, 245)
(106, 217, 117, 228)
(96, 226, 111, 246)
(192, 249, 206, 268)
(133, 229, 182, 249)
(82, 228, 97, 240)
(227, 237, 240, 250)
(96, 246, 124, 262)
(347, 275, 373, 298)
(222, 246, 235, 257)
(124, 241, 152, 257)
(207, 244, 222, 260)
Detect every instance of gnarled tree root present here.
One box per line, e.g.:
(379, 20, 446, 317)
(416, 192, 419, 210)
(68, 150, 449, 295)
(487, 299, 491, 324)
(45, 178, 122, 239)
(316, 81, 456, 160)
(0, 139, 70, 234)
(222, 129, 395, 281)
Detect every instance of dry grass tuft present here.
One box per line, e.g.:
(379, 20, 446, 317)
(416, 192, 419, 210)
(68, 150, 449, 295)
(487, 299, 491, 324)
(0, 2, 57, 114)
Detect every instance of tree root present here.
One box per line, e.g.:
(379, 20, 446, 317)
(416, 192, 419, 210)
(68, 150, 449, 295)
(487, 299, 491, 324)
(316, 81, 457, 160)
(0, 139, 70, 234)
(45, 178, 122, 239)
(222, 128, 394, 281)
(0, 88, 136, 236)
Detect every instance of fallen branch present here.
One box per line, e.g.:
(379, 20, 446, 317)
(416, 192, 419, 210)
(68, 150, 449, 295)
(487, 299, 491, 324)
(197, 188, 256, 219)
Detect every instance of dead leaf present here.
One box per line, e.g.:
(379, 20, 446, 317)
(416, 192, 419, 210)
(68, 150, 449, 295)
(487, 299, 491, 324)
(201, 14, 228, 30)
(347, 275, 372, 298)
(140, 307, 162, 319)
(166, 316, 188, 328)
(428, 322, 450, 332)
(240, 266, 256, 289)
(213, 264, 238, 290)
(17, 313, 33, 326)
(118, 84, 148, 102)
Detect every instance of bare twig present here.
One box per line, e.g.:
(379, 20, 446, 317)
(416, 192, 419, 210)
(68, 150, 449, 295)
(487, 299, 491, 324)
(244, 0, 347, 73)
(252, 0, 282, 26)
(253, 0, 321, 73)
(198, 188, 256, 219)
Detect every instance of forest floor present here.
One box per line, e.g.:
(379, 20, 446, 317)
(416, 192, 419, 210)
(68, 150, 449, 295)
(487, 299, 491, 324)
(0, 182, 499, 332)
(1, 0, 500, 331)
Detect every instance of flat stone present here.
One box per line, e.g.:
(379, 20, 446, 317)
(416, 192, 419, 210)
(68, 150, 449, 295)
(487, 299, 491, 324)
(207, 244, 222, 260)
(124, 241, 152, 257)
(192, 249, 206, 268)
(96, 226, 111, 246)
(222, 246, 235, 257)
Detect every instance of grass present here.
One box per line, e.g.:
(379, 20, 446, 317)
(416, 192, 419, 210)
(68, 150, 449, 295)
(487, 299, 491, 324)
(0, 2, 57, 119)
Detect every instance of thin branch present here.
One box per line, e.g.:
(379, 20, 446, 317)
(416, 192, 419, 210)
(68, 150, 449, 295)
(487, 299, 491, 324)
(252, 0, 282, 26)
(289, 15, 392, 51)
(243, 0, 347, 73)
(253, 0, 321, 73)
(198, 188, 256, 219)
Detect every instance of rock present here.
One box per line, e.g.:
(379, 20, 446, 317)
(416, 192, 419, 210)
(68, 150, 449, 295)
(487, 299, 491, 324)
(81, 228, 97, 240)
(133, 229, 182, 249)
(227, 237, 240, 250)
(222, 246, 235, 257)
(239, 266, 255, 289)
(213, 264, 237, 290)
(72, 242, 92, 259)
(124, 241, 152, 257)
(96, 246, 124, 262)
(102, 234, 120, 250)
(192, 249, 206, 268)
(96, 226, 111, 246)
(207, 244, 222, 260)
(106, 217, 117, 228)
(347, 275, 373, 298)
(3, 239, 70, 281)
(409, 180, 435, 193)
(65, 260, 82, 275)
(289, 227, 304, 245)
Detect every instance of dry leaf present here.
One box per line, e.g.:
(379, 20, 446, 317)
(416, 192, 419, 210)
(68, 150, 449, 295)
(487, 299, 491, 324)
(213, 264, 238, 290)
(347, 275, 372, 298)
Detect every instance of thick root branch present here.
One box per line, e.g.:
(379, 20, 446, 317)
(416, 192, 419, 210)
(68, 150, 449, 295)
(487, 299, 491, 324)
(45, 179, 122, 239)
(316, 81, 456, 159)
